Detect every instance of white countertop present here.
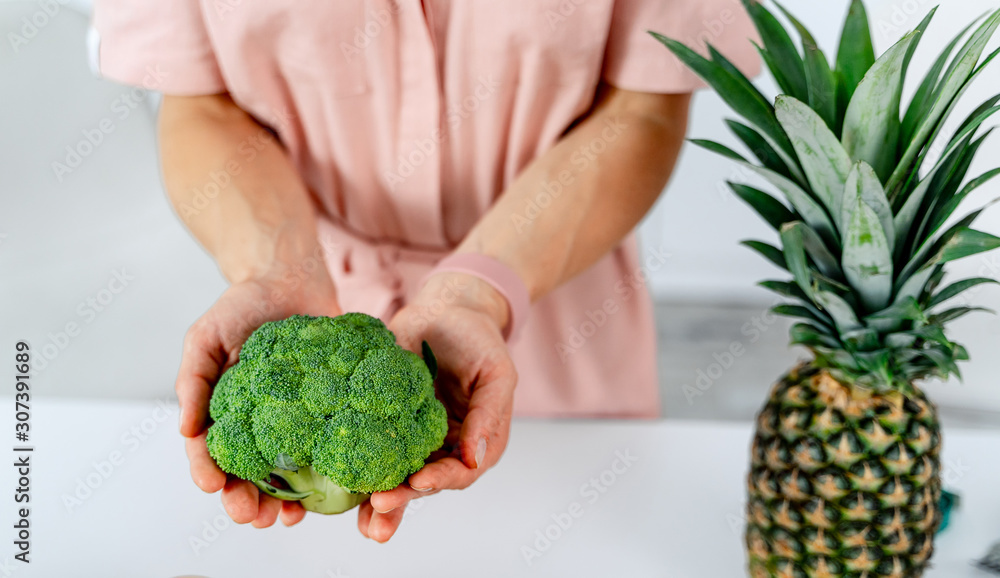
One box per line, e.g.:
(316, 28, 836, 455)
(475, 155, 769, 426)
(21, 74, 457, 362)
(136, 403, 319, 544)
(2, 397, 998, 577)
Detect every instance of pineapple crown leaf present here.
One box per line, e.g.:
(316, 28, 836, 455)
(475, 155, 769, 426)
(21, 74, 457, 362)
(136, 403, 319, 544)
(835, 0, 877, 116)
(741, 0, 809, 101)
(729, 181, 796, 230)
(927, 277, 999, 309)
(653, 1, 1000, 389)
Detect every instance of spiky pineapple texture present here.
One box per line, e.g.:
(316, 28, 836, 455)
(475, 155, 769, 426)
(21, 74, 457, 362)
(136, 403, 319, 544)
(653, 1, 1000, 392)
(747, 365, 941, 577)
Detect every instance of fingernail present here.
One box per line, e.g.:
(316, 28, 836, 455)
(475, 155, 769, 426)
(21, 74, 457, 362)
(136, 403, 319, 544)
(178, 407, 185, 432)
(373, 506, 396, 514)
(411, 485, 433, 492)
(474, 437, 487, 469)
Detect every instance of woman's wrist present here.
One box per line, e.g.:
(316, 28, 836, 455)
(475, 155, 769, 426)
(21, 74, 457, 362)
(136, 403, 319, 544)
(230, 247, 341, 315)
(416, 272, 511, 336)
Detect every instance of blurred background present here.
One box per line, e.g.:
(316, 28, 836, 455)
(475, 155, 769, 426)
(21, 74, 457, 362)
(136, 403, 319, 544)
(2, 0, 998, 430)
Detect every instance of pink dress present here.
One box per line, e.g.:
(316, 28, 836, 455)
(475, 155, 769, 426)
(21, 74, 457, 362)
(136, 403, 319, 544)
(92, 0, 759, 418)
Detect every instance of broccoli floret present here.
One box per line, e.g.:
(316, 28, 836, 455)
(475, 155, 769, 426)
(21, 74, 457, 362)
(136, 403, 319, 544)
(310, 399, 446, 493)
(251, 400, 323, 467)
(346, 348, 433, 417)
(334, 312, 397, 350)
(205, 412, 272, 481)
(249, 357, 302, 402)
(208, 365, 254, 421)
(205, 313, 447, 515)
(300, 371, 350, 416)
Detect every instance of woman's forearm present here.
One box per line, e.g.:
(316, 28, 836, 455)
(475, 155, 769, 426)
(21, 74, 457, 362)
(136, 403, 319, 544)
(457, 83, 690, 300)
(158, 94, 332, 292)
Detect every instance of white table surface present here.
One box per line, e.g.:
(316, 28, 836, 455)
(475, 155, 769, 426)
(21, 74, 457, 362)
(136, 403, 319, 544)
(2, 397, 998, 578)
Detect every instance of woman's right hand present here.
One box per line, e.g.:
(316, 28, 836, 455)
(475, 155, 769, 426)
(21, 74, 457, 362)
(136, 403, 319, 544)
(175, 269, 341, 528)
(159, 94, 346, 527)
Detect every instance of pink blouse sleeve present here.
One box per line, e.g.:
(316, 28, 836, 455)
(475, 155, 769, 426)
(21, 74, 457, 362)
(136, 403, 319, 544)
(92, 0, 225, 94)
(602, 0, 761, 93)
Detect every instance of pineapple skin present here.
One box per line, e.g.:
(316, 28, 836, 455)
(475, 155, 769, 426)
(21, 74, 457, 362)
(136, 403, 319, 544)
(746, 364, 942, 577)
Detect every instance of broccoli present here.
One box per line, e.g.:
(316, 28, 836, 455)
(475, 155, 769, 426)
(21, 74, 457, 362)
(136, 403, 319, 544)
(206, 313, 448, 514)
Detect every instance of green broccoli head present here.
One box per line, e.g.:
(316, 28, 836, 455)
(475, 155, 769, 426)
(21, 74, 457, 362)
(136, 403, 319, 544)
(205, 313, 448, 515)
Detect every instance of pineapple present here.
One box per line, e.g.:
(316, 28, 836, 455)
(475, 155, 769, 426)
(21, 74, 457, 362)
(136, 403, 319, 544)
(654, 1, 1000, 576)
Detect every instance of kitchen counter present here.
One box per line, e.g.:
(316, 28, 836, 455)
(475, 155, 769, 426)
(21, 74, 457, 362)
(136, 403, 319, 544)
(2, 397, 998, 577)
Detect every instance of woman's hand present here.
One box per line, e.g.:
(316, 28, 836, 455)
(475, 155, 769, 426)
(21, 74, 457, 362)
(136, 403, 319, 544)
(358, 272, 518, 542)
(176, 269, 341, 528)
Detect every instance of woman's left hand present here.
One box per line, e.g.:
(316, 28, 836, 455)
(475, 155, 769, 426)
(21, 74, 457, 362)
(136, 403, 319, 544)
(357, 272, 518, 542)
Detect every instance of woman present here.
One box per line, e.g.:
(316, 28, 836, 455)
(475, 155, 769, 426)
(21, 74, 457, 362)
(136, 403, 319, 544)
(93, 0, 757, 541)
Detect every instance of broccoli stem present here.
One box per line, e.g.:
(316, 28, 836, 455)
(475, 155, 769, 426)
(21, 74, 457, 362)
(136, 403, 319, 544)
(255, 466, 369, 515)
